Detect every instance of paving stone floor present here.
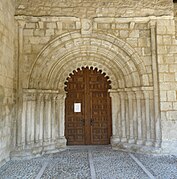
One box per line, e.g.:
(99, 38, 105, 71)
(0, 146, 177, 179)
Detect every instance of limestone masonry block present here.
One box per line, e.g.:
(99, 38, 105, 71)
(46, 22, 57, 29)
(167, 91, 177, 101)
(166, 111, 177, 120)
(161, 102, 173, 111)
(26, 23, 36, 29)
(164, 74, 175, 82)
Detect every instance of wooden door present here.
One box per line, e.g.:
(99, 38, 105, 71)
(65, 67, 112, 145)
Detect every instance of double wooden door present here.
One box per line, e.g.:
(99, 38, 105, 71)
(65, 67, 112, 145)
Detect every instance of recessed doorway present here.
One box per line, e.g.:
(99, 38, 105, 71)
(65, 67, 112, 145)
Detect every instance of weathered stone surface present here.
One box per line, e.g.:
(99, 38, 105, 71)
(0, 0, 15, 167)
(15, 0, 173, 17)
(1, 0, 177, 167)
(13, 8, 177, 156)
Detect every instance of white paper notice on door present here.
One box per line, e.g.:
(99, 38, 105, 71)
(74, 103, 81, 112)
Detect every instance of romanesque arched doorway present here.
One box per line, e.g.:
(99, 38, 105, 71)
(12, 32, 162, 157)
(65, 67, 112, 145)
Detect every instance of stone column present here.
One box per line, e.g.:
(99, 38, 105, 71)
(35, 93, 42, 144)
(30, 93, 36, 144)
(150, 92, 156, 145)
(55, 95, 60, 140)
(109, 90, 121, 145)
(119, 91, 127, 143)
(150, 20, 161, 147)
(47, 94, 52, 142)
(125, 92, 130, 142)
(26, 92, 36, 145)
(127, 91, 135, 144)
(21, 92, 27, 146)
(51, 94, 57, 141)
(39, 93, 44, 144)
(43, 94, 49, 142)
(56, 92, 67, 148)
(16, 20, 25, 147)
(135, 90, 143, 145)
(144, 90, 153, 146)
(60, 93, 66, 137)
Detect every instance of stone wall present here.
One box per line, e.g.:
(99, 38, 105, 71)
(156, 17, 177, 154)
(0, 0, 15, 166)
(12, 0, 177, 156)
(15, 0, 173, 17)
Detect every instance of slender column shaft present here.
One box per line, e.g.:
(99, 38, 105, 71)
(35, 93, 42, 143)
(48, 95, 52, 141)
(110, 90, 120, 144)
(119, 92, 127, 142)
(30, 94, 36, 144)
(125, 92, 130, 141)
(127, 91, 135, 144)
(59, 93, 66, 137)
(150, 20, 161, 147)
(21, 94, 27, 146)
(144, 91, 152, 146)
(26, 100, 32, 144)
(39, 94, 44, 143)
(136, 91, 143, 145)
(51, 95, 57, 140)
(43, 95, 49, 141)
(16, 20, 25, 147)
(56, 95, 60, 139)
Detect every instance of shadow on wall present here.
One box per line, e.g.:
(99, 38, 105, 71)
(0, 85, 5, 102)
(0, 85, 13, 121)
(0, 85, 5, 120)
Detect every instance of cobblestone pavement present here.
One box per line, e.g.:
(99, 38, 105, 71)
(0, 146, 177, 179)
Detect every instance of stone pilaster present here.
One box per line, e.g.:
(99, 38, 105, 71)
(150, 20, 161, 147)
(109, 90, 121, 145)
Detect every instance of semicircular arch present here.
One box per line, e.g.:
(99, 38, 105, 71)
(29, 32, 149, 90)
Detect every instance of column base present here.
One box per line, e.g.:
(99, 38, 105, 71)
(111, 136, 120, 146)
(128, 138, 135, 144)
(56, 137, 67, 148)
(10, 138, 67, 159)
(121, 137, 128, 143)
(136, 139, 143, 145)
(145, 140, 154, 146)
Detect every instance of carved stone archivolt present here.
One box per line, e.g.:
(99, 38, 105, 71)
(29, 32, 149, 90)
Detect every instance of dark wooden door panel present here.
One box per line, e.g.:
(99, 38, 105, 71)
(65, 67, 112, 145)
(65, 91, 85, 145)
(90, 91, 111, 144)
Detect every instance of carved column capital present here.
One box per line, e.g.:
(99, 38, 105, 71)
(143, 90, 150, 99)
(135, 90, 142, 99)
(126, 91, 134, 99)
(119, 91, 126, 99)
(149, 20, 156, 29)
(109, 89, 119, 98)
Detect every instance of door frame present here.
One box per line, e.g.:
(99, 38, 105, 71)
(64, 68, 114, 145)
